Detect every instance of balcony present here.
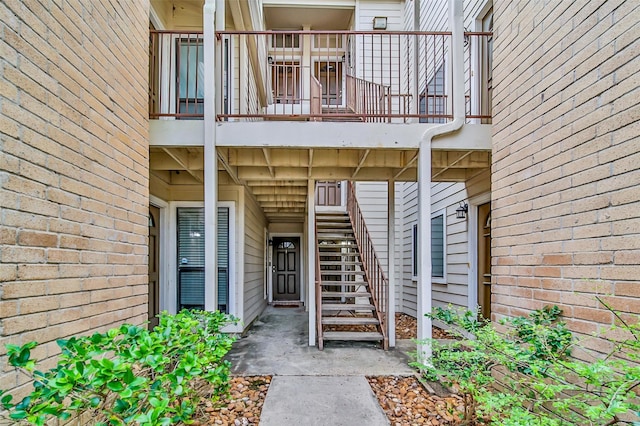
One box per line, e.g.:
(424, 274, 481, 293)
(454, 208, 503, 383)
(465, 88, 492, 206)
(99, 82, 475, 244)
(149, 30, 492, 124)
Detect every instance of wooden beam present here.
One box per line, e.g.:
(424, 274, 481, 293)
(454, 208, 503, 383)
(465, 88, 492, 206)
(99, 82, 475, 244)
(262, 148, 275, 178)
(162, 148, 204, 183)
(351, 149, 370, 179)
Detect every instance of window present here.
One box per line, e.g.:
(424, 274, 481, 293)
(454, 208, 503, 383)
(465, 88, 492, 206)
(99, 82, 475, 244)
(177, 207, 230, 312)
(271, 33, 300, 48)
(177, 38, 204, 116)
(431, 212, 445, 281)
(411, 211, 446, 282)
(419, 63, 446, 123)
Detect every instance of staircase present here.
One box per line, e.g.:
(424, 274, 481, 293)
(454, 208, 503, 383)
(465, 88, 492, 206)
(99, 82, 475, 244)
(320, 107, 364, 122)
(315, 211, 386, 349)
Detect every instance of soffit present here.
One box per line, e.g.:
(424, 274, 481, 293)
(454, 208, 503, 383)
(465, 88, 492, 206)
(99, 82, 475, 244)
(149, 147, 491, 222)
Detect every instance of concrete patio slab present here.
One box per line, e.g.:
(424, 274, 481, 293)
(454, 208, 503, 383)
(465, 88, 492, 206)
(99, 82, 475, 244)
(226, 306, 415, 376)
(259, 376, 390, 426)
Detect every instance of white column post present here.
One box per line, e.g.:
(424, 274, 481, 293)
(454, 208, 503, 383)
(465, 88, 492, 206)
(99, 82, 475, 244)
(215, 0, 225, 115)
(417, 144, 432, 362)
(387, 181, 396, 348)
(302, 25, 312, 114)
(203, 0, 218, 311)
(308, 179, 317, 346)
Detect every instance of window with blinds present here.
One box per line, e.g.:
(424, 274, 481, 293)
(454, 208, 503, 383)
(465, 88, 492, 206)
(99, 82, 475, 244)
(177, 207, 230, 312)
(431, 214, 445, 278)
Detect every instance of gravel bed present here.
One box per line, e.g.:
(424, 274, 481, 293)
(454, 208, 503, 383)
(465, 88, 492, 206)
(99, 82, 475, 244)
(396, 313, 457, 340)
(367, 376, 465, 425)
(195, 376, 271, 425)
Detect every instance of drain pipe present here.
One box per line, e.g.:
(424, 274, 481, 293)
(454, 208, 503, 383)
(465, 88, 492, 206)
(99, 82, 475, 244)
(416, 0, 466, 362)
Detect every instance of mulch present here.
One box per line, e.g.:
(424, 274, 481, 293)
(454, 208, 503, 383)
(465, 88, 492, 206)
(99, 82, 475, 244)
(368, 375, 465, 425)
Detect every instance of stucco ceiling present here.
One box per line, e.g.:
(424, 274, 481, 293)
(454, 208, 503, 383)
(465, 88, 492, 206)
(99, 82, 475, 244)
(264, 7, 354, 30)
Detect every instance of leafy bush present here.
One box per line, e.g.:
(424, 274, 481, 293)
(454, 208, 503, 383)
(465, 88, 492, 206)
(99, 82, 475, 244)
(416, 301, 640, 425)
(1, 310, 237, 426)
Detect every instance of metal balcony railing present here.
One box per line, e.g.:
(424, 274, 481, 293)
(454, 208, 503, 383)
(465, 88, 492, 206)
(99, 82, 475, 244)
(149, 30, 492, 123)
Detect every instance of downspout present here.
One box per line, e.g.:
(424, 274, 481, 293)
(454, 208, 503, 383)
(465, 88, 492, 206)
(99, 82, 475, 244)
(416, 0, 465, 362)
(203, 0, 218, 311)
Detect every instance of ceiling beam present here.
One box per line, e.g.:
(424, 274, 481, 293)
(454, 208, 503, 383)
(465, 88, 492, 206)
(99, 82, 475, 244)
(431, 151, 474, 180)
(393, 152, 419, 179)
(217, 149, 242, 185)
(262, 148, 275, 178)
(351, 149, 370, 179)
(162, 148, 204, 183)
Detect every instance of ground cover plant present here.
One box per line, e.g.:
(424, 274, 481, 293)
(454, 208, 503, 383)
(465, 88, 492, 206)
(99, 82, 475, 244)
(1, 310, 236, 426)
(415, 299, 640, 425)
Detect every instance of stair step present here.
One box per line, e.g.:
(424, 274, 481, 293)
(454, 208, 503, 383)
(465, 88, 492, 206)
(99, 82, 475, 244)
(320, 261, 362, 266)
(318, 235, 356, 242)
(322, 303, 375, 311)
(321, 270, 365, 275)
(322, 331, 383, 341)
(322, 291, 371, 298)
(321, 281, 368, 286)
(322, 317, 379, 325)
(318, 244, 358, 249)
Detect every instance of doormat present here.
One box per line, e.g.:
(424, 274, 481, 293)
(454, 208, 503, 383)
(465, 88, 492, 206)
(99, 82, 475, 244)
(272, 302, 302, 308)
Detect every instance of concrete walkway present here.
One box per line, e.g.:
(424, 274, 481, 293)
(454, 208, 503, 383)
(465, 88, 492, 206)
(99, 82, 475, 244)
(225, 306, 415, 425)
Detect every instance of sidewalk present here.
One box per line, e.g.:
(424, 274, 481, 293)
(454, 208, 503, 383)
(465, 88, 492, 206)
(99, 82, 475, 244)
(225, 306, 415, 425)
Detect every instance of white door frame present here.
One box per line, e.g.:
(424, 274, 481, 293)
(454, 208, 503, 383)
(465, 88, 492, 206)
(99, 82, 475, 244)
(268, 232, 305, 304)
(467, 192, 491, 313)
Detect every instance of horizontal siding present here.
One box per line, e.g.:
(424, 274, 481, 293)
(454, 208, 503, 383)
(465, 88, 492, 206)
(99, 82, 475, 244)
(243, 188, 268, 327)
(400, 169, 491, 316)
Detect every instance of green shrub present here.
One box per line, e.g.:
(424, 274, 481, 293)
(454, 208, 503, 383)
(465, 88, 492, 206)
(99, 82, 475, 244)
(1, 310, 237, 426)
(416, 300, 640, 425)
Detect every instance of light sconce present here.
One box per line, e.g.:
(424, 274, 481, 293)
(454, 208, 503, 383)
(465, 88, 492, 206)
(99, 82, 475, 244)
(372, 16, 387, 30)
(456, 202, 469, 219)
(340, 54, 345, 63)
(268, 56, 274, 65)
(268, 239, 273, 246)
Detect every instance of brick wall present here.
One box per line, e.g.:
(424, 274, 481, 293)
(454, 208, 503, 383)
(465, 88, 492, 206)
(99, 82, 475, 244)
(491, 0, 639, 350)
(0, 0, 149, 395)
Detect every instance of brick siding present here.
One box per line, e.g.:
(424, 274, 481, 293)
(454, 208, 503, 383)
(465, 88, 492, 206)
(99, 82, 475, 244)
(0, 0, 149, 395)
(491, 0, 640, 347)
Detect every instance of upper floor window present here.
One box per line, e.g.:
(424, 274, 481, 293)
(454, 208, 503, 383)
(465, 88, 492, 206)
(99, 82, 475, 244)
(178, 38, 204, 116)
(271, 33, 300, 49)
(419, 63, 446, 123)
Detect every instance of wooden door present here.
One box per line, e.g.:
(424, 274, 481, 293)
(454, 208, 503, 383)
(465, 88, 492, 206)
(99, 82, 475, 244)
(315, 61, 343, 105)
(148, 206, 160, 328)
(316, 181, 341, 206)
(477, 203, 491, 320)
(273, 237, 300, 301)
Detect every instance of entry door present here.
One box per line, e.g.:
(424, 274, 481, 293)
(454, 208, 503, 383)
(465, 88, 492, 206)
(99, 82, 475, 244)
(315, 61, 343, 105)
(273, 237, 300, 301)
(316, 181, 341, 206)
(148, 206, 160, 328)
(477, 203, 492, 319)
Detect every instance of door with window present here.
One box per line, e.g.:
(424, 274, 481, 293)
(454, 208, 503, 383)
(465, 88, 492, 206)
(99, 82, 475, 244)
(315, 61, 343, 105)
(477, 202, 491, 319)
(272, 237, 300, 301)
(177, 207, 230, 312)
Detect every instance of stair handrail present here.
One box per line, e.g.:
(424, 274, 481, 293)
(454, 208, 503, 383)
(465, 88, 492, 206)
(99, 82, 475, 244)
(346, 74, 392, 123)
(345, 181, 389, 349)
(310, 75, 322, 122)
(314, 217, 324, 350)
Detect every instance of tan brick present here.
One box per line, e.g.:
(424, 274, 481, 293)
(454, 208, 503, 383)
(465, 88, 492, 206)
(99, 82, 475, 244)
(19, 295, 59, 315)
(17, 230, 58, 247)
(1, 312, 49, 334)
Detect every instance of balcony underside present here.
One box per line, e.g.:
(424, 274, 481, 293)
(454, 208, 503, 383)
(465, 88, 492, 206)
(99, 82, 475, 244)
(149, 121, 491, 222)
